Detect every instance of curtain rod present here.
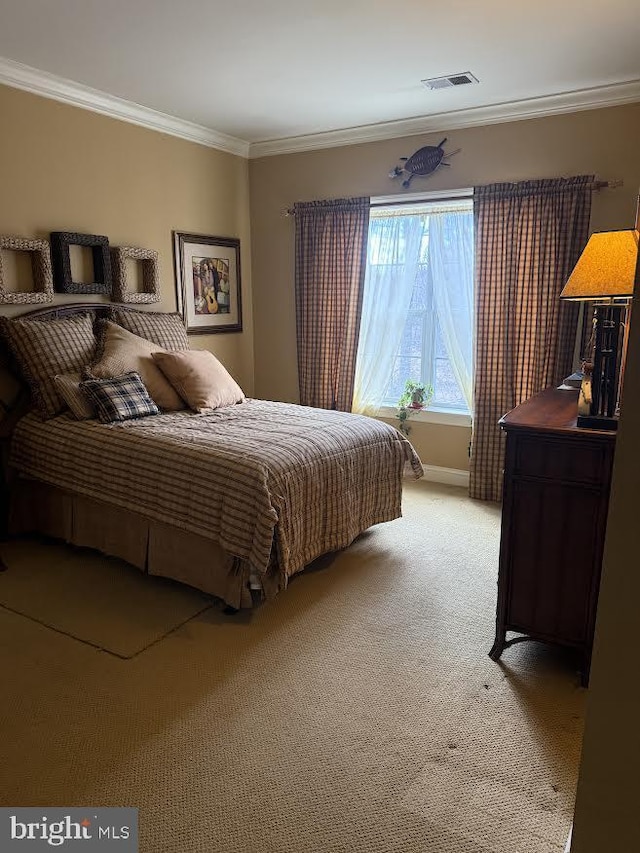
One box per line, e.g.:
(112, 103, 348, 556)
(596, 179, 623, 189)
(284, 179, 622, 215)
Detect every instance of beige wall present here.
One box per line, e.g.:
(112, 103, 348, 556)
(570, 219, 640, 850)
(376, 415, 470, 472)
(249, 103, 640, 470)
(0, 84, 254, 393)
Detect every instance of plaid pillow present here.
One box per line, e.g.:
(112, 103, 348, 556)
(112, 309, 189, 351)
(0, 313, 97, 418)
(79, 372, 160, 423)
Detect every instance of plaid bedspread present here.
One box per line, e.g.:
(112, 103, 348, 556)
(10, 400, 423, 587)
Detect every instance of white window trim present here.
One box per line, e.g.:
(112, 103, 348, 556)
(371, 187, 473, 206)
(377, 405, 471, 428)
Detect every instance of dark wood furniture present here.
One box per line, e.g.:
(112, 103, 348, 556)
(490, 387, 616, 685)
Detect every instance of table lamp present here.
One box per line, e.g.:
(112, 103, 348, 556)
(560, 223, 639, 430)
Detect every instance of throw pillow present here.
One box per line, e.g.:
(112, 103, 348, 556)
(80, 372, 160, 423)
(90, 321, 184, 411)
(0, 313, 97, 418)
(54, 373, 96, 420)
(111, 309, 189, 351)
(152, 349, 245, 412)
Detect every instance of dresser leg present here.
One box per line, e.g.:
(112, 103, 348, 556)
(489, 631, 505, 661)
(0, 488, 8, 571)
(580, 650, 591, 687)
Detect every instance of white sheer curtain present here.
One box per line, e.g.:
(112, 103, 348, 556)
(352, 213, 427, 415)
(428, 210, 475, 411)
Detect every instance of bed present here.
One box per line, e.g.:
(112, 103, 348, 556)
(0, 303, 423, 608)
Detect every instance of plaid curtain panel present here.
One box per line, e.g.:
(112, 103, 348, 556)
(80, 372, 160, 423)
(470, 176, 594, 502)
(294, 197, 370, 411)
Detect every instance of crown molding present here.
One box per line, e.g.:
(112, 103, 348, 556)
(0, 56, 250, 158)
(2, 55, 638, 162)
(249, 79, 640, 158)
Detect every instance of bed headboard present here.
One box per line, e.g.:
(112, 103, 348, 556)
(3, 301, 141, 323)
(0, 303, 149, 438)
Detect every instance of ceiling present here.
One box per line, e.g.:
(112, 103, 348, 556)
(0, 0, 639, 155)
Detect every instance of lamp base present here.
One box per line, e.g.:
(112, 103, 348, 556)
(577, 413, 619, 431)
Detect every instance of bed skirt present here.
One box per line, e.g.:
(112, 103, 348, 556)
(8, 477, 256, 609)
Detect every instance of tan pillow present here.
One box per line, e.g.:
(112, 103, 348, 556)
(90, 322, 184, 411)
(152, 349, 244, 412)
(54, 373, 96, 420)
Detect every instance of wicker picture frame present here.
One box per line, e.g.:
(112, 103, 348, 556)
(50, 231, 112, 295)
(0, 235, 54, 304)
(110, 246, 160, 304)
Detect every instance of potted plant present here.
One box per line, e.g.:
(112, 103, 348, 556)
(397, 379, 433, 435)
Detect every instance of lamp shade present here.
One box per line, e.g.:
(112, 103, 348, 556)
(560, 229, 639, 301)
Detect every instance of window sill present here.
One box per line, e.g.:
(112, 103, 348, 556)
(377, 405, 472, 428)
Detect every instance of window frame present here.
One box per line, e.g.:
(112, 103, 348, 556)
(377, 404, 471, 427)
(369, 188, 474, 417)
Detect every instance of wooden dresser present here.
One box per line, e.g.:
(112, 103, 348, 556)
(490, 387, 616, 684)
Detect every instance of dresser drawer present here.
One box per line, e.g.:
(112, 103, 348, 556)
(511, 434, 610, 486)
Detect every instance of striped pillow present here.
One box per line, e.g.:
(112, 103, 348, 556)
(54, 373, 96, 420)
(0, 313, 97, 418)
(80, 372, 160, 423)
(112, 309, 189, 351)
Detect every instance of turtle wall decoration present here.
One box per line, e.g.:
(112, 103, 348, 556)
(389, 138, 460, 188)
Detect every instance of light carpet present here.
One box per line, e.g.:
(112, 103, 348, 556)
(0, 538, 212, 657)
(0, 482, 585, 853)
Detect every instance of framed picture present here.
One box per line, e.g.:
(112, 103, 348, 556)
(173, 232, 242, 334)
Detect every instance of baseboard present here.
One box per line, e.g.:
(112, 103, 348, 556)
(565, 825, 573, 853)
(417, 465, 470, 488)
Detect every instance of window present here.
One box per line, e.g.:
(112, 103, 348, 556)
(353, 195, 474, 417)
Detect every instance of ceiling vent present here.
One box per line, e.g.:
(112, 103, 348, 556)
(421, 72, 479, 91)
